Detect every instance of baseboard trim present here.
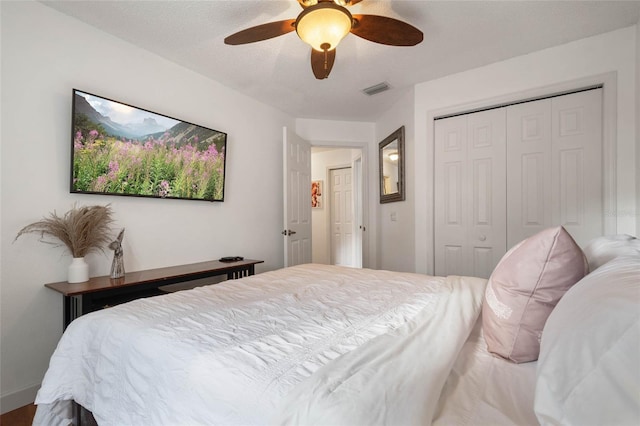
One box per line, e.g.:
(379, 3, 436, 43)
(1, 384, 39, 414)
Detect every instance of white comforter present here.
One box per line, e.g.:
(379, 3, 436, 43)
(34, 264, 486, 426)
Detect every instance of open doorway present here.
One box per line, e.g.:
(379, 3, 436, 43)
(311, 147, 364, 267)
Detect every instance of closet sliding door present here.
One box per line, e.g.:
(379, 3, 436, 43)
(506, 89, 603, 248)
(434, 88, 603, 278)
(506, 98, 553, 247)
(434, 108, 507, 278)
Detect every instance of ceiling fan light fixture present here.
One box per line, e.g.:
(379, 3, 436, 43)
(296, 2, 352, 51)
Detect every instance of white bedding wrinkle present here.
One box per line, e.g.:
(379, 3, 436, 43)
(34, 264, 486, 426)
(274, 275, 487, 426)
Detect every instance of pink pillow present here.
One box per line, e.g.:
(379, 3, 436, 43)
(482, 226, 588, 363)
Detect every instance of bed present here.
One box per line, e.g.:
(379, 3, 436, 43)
(34, 229, 640, 426)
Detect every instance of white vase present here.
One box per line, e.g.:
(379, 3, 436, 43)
(68, 257, 89, 283)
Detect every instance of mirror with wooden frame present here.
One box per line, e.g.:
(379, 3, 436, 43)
(379, 126, 405, 203)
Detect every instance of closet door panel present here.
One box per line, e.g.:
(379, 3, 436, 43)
(435, 88, 603, 278)
(443, 245, 464, 276)
(522, 153, 546, 226)
(551, 89, 603, 246)
(435, 109, 506, 279)
(473, 247, 494, 279)
(506, 98, 552, 249)
(558, 149, 583, 225)
(467, 108, 506, 278)
(435, 115, 469, 276)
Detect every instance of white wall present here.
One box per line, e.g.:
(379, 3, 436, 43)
(0, 2, 294, 412)
(295, 119, 376, 267)
(414, 26, 638, 274)
(311, 148, 361, 264)
(375, 90, 416, 272)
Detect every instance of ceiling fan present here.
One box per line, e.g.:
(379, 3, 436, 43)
(224, 0, 423, 80)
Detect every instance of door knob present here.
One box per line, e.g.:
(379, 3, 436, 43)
(479, 235, 487, 241)
(282, 229, 297, 236)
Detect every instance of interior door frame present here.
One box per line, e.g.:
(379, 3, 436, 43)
(311, 142, 370, 268)
(424, 72, 617, 275)
(353, 156, 363, 268)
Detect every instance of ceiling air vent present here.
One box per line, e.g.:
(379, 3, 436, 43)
(362, 82, 391, 96)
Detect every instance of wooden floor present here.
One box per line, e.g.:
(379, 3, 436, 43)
(1, 404, 36, 426)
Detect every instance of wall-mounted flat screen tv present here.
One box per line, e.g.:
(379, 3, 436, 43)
(71, 89, 226, 202)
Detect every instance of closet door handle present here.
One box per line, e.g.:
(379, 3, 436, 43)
(479, 235, 487, 242)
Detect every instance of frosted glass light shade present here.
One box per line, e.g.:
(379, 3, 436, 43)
(296, 3, 352, 51)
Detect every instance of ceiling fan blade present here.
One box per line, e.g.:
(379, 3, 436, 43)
(224, 19, 296, 45)
(350, 14, 423, 46)
(311, 48, 336, 79)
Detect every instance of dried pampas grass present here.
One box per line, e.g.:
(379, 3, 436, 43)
(15, 204, 115, 258)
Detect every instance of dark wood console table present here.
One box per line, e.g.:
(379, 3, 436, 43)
(45, 259, 264, 329)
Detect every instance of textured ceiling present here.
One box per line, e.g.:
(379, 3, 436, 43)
(42, 0, 640, 121)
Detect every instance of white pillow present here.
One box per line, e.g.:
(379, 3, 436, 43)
(582, 234, 640, 271)
(534, 255, 640, 426)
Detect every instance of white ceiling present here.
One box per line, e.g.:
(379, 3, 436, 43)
(42, 0, 640, 121)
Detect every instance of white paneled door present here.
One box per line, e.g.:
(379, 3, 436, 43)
(435, 88, 604, 278)
(551, 89, 603, 246)
(283, 127, 312, 267)
(434, 108, 507, 278)
(506, 98, 553, 246)
(507, 89, 603, 248)
(330, 167, 354, 266)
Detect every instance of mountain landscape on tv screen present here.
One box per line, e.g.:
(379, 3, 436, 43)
(73, 92, 225, 149)
(72, 91, 226, 201)
(73, 93, 165, 139)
